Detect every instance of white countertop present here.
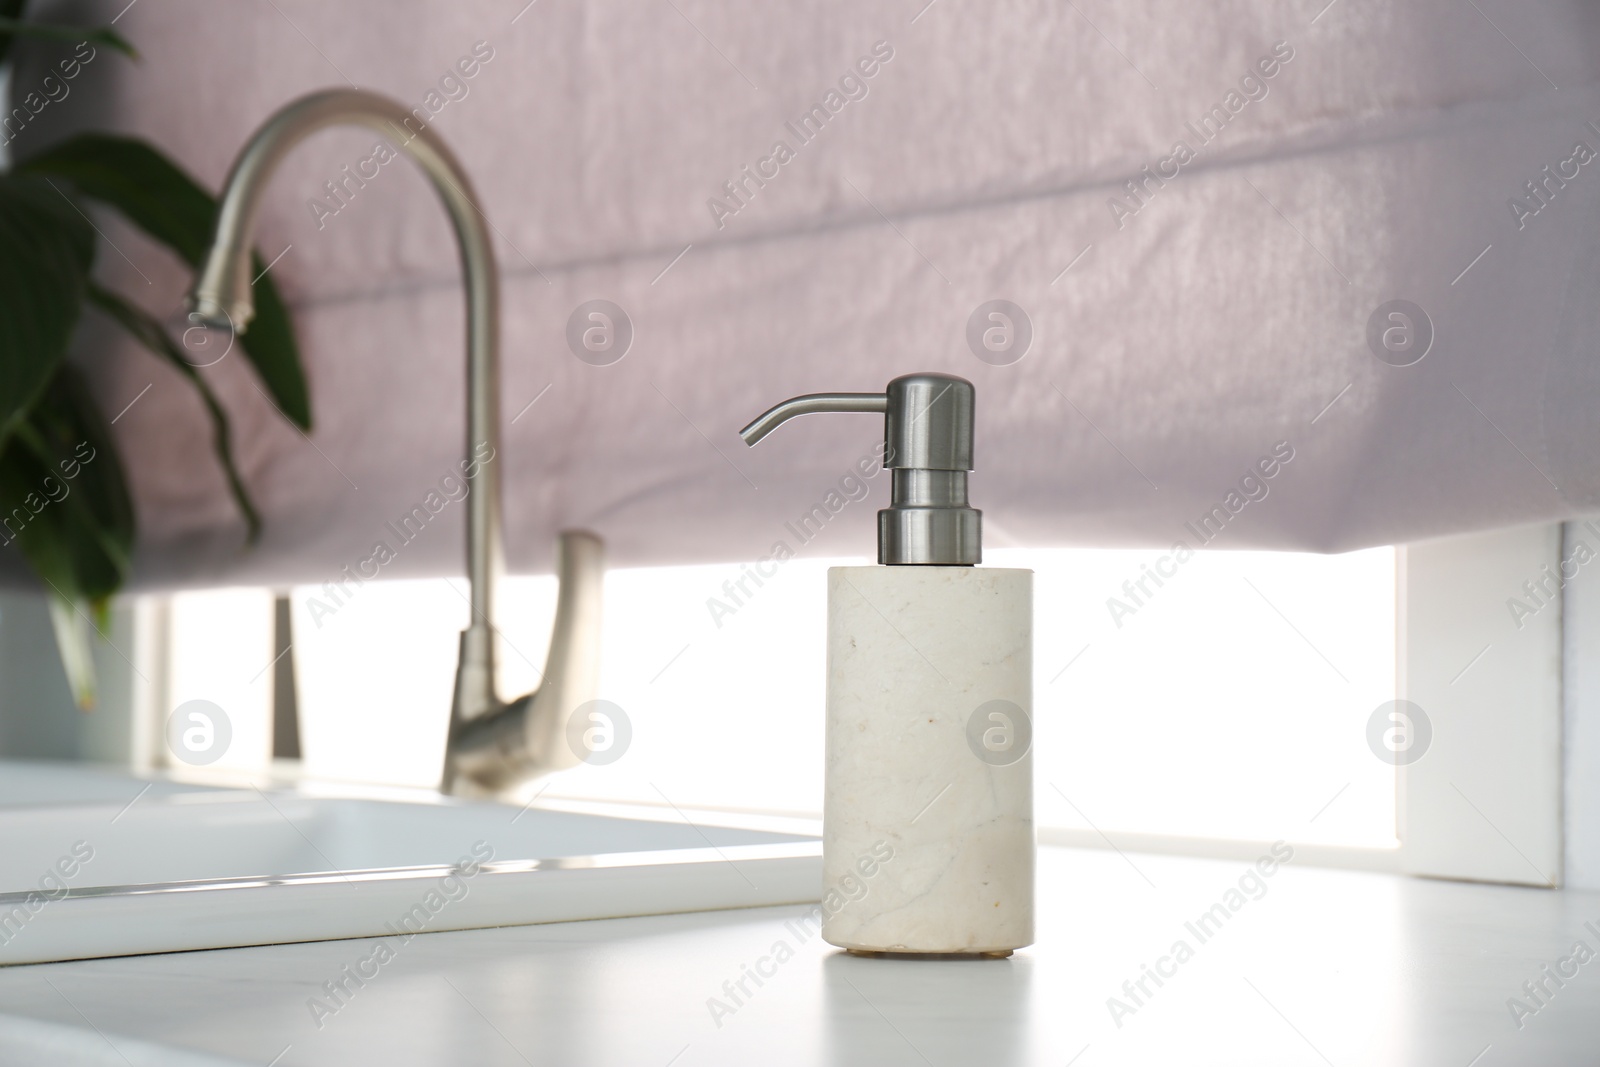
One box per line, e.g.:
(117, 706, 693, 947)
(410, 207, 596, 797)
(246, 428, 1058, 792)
(1, 842, 1596, 1066)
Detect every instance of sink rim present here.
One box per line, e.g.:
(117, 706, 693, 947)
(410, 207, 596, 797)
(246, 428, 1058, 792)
(0, 783, 825, 966)
(0, 838, 821, 908)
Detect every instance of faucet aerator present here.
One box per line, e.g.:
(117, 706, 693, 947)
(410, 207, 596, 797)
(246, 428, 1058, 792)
(185, 296, 244, 334)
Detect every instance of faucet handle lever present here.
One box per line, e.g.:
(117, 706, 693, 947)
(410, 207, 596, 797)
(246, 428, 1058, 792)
(738, 392, 888, 446)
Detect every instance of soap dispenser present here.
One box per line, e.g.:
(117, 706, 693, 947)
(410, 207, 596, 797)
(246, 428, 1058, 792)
(741, 373, 1034, 956)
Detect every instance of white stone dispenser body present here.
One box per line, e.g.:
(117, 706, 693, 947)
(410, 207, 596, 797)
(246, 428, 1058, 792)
(825, 564, 1033, 953)
(739, 372, 1036, 956)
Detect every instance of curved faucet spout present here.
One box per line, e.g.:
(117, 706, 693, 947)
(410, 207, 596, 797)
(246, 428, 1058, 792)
(191, 89, 594, 794)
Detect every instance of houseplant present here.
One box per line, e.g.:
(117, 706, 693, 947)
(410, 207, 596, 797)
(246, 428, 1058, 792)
(0, 1, 308, 705)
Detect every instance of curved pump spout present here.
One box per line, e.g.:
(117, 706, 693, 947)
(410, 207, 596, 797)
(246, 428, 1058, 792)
(189, 89, 602, 796)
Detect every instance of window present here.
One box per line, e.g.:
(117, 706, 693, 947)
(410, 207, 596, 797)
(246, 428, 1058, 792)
(164, 545, 1397, 852)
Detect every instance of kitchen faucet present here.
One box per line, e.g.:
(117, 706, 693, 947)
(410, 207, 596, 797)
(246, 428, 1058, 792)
(188, 88, 601, 796)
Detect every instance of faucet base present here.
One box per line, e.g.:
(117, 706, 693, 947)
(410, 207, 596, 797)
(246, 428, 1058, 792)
(443, 530, 605, 797)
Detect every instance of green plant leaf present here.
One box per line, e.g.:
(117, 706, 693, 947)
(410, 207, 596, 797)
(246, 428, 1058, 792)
(0, 173, 95, 444)
(0, 0, 29, 67)
(18, 135, 312, 430)
(0, 365, 136, 708)
(44, 597, 95, 710)
(26, 363, 136, 572)
(5, 379, 135, 604)
(87, 283, 261, 542)
(0, 17, 137, 58)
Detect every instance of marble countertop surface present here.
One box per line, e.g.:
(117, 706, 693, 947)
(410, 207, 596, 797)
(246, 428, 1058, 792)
(1, 842, 1597, 1066)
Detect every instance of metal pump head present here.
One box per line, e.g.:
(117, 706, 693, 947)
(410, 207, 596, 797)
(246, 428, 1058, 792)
(739, 373, 981, 565)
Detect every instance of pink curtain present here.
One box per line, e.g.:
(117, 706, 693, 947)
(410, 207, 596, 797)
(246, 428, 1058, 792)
(20, 0, 1600, 586)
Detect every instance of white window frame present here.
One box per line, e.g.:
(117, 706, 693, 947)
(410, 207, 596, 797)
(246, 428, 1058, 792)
(1561, 521, 1600, 889)
(1398, 523, 1565, 887)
